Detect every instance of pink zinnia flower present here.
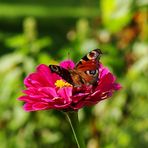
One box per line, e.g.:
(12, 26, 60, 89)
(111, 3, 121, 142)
(18, 60, 121, 111)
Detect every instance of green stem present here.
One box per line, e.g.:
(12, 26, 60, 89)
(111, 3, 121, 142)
(65, 111, 86, 148)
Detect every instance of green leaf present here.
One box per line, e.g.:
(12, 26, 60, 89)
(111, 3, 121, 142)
(101, 0, 133, 32)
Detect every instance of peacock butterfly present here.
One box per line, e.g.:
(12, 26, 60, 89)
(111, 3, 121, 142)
(49, 49, 102, 86)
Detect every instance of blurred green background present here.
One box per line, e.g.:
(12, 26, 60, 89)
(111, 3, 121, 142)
(0, 0, 148, 148)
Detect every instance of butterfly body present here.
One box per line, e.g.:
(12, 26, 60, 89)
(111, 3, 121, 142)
(49, 49, 102, 86)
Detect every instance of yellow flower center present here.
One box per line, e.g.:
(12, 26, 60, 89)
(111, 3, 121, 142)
(55, 80, 72, 88)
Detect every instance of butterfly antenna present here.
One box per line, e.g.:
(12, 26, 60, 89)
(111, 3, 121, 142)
(67, 49, 73, 69)
(67, 49, 71, 60)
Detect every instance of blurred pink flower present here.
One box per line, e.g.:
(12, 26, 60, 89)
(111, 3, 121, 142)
(18, 60, 121, 111)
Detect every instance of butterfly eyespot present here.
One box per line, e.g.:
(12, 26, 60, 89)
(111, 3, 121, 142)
(87, 51, 98, 60)
(86, 70, 98, 76)
(50, 65, 59, 72)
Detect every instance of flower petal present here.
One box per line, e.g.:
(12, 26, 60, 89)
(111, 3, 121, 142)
(18, 96, 34, 103)
(32, 102, 50, 110)
(38, 87, 58, 98)
(98, 73, 116, 91)
(71, 93, 89, 103)
(113, 83, 122, 90)
(23, 103, 34, 112)
(57, 87, 72, 103)
(60, 60, 75, 69)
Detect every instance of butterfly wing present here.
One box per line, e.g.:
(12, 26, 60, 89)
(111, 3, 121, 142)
(49, 65, 73, 85)
(75, 49, 102, 67)
(49, 49, 102, 86)
(73, 49, 102, 85)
